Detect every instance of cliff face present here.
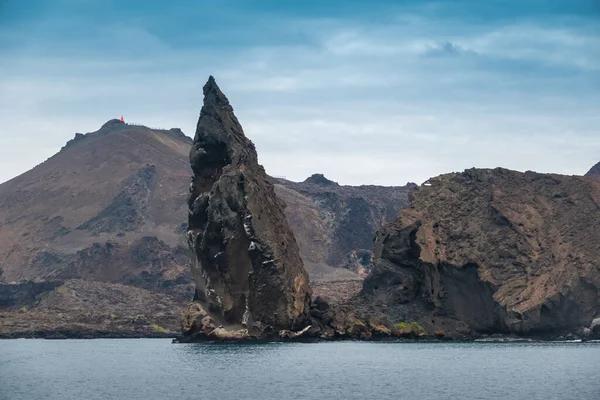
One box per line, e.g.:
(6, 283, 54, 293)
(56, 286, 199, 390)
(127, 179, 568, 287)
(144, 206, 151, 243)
(274, 175, 414, 277)
(362, 168, 600, 337)
(184, 77, 311, 339)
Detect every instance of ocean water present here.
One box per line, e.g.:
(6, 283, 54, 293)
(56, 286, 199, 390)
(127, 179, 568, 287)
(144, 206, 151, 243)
(1, 339, 599, 400)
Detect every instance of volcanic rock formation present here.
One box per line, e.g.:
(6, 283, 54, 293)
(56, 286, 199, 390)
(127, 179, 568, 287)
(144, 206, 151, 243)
(183, 77, 311, 340)
(273, 175, 414, 278)
(361, 168, 600, 337)
(0, 108, 406, 338)
(0, 119, 194, 337)
(0, 120, 192, 286)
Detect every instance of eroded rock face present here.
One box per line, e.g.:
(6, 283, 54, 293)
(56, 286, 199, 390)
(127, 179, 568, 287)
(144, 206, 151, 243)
(184, 77, 311, 339)
(273, 174, 414, 277)
(77, 164, 157, 235)
(361, 168, 600, 337)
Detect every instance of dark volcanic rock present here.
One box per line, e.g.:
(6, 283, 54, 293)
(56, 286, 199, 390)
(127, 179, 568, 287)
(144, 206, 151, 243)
(361, 168, 600, 337)
(304, 173, 338, 186)
(77, 164, 157, 235)
(0, 281, 61, 308)
(183, 77, 311, 339)
(586, 161, 600, 177)
(273, 175, 415, 277)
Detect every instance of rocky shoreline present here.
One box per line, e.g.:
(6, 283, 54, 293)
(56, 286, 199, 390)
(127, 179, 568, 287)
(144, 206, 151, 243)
(177, 77, 600, 344)
(0, 330, 175, 340)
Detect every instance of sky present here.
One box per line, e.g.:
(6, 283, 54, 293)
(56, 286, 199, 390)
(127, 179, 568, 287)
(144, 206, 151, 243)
(0, 0, 599, 186)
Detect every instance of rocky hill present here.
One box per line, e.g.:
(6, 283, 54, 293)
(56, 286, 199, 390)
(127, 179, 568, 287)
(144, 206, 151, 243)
(586, 161, 600, 177)
(274, 175, 415, 278)
(0, 120, 192, 290)
(360, 168, 600, 338)
(0, 120, 194, 336)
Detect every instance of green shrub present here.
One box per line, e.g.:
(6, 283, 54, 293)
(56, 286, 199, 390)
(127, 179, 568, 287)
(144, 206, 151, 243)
(393, 321, 426, 336)
(409, 322, 426, 334)
(152, 325, 168, 333)
(393, 322, 409, 331)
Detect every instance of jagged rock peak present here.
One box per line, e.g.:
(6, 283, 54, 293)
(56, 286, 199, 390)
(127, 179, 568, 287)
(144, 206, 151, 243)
(192, 76, 257, 171)
(184, 76, 311, 340)
(304, 173, 338, 186)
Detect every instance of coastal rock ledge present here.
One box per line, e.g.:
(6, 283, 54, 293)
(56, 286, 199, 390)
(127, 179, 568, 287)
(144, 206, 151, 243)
(180, 77, 312, 341)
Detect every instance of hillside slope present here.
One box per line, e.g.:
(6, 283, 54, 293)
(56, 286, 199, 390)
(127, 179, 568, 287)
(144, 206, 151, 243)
(0, 119, 192, 291)
(274, 174, 415, 278)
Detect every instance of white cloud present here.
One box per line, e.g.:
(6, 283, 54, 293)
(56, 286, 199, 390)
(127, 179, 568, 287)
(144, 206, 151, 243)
(0, 11, 598, 186)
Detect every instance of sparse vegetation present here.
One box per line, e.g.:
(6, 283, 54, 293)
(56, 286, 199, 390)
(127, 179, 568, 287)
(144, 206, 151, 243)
(393, 321, 426, 336)
(394, 322, 409, 331)
(152, 325, 168, 334)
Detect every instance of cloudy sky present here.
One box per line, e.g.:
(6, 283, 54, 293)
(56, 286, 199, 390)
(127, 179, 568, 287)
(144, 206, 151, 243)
(1, 0, 599, 185)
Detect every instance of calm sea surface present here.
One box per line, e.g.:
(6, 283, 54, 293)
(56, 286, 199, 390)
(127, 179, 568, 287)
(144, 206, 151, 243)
(1, 339, 599, 400)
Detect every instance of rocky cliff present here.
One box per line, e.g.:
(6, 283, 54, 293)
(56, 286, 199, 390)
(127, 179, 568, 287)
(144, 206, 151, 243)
(273, 175, 414, 278)
(361, 168, 600, 338)
(182, 77, 311, 340)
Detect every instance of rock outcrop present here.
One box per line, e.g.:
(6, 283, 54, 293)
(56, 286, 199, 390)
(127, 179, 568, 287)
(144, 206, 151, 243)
(273, 175, 415, 277)
(0, 281, 61, 307)
(183, 77, 311, 340)
(361, 168, 600, 338)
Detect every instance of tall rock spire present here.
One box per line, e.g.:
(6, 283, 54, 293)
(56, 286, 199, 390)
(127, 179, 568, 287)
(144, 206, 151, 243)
(183, 76, 311, 340)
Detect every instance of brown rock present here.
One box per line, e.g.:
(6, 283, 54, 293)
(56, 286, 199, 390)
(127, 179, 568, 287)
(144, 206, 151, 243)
(434, 329, 446, 338)
(209, 327, 250, 340)
(371, 324, 391, 337)
(362, 168, 600, 336)
(0, 122, 192, 292)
